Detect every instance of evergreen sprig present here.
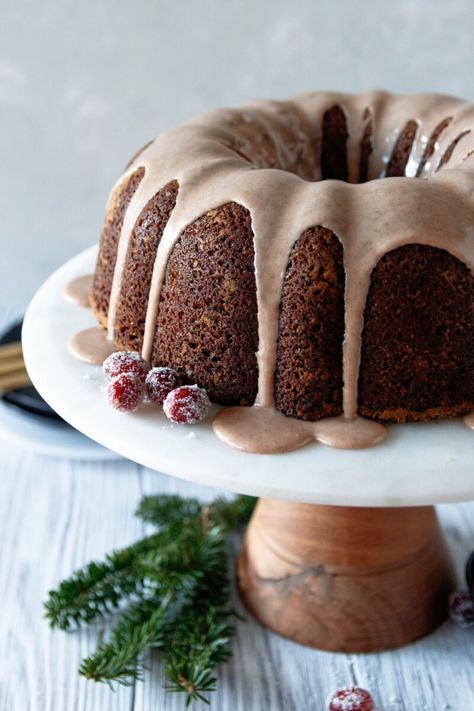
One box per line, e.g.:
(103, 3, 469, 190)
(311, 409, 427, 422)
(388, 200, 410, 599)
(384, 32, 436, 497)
(44, 493, 257, 705)
(79, 594, 168, 686)
(44, 533, 168, 630)
(165, 597, 235, 705)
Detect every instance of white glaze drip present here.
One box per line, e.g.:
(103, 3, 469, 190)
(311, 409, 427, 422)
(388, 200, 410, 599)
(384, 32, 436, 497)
(63, 274, 93, 308)
(69, 327, 115, 365)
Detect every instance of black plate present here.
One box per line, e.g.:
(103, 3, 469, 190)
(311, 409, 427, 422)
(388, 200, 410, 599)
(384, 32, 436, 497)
(1, 319, 62, 420)
(466, 551, 474, 599)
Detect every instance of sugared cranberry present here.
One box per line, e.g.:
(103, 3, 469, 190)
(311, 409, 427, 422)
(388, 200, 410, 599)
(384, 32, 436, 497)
(106, 373, 144, 412)
(103, 351, 149, 382)
(163, 385, 210, 424)
(145, 367, 181, 405)
(449, 591, 474, 629)
(328, 687, 374, 711)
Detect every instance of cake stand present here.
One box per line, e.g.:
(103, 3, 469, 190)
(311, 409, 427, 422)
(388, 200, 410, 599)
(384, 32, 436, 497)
(23, 246, 474, 653)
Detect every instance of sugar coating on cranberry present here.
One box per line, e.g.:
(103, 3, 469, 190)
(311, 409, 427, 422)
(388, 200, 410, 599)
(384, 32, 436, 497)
(328, 687, 374, 711)
(145, 367, 181, 405)
(449, 591, 474, 629)
(103, 351, 149, 382)
(163, 385, 210, 424)
(106, 373, 144, 413)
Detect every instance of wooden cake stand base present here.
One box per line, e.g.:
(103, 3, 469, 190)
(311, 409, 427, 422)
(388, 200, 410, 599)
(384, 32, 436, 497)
(237, 499, 455, 652)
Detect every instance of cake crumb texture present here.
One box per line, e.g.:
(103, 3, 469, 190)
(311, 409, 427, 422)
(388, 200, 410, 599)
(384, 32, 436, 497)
(152, 202, 259, 406)
(358, 244, 474, 421)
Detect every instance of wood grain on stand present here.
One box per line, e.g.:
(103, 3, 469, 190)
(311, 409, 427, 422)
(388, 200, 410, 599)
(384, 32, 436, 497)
(238, 500, 455, 652)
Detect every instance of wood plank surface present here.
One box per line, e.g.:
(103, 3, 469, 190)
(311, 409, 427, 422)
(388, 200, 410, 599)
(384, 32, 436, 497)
(0, 314, 473, 710)
(0, 453, 473, 711)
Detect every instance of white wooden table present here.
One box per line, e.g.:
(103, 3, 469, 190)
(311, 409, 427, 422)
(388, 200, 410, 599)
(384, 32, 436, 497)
(0, 319, 473, 711)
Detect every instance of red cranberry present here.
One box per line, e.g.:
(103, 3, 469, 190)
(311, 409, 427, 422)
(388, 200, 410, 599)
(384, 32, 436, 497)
(103, 351, 149, 382)
(145, 367, 181, 405)
(449, 591, 474, 629)
(105, 373, 144, 412)
(328, 687, 374, 711)
(163, 385, 210, 424)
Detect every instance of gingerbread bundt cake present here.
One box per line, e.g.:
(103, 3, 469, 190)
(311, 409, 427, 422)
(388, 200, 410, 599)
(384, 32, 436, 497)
(89, 91, 474, 453)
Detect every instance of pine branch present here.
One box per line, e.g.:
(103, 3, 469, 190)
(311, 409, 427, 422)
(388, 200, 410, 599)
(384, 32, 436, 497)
(136, 495, 202, 528)
(79, 594, 169, 686)
(77, 526, 228, 690)
(137, 494, 257, 533)
(45, 493, 257, 703)
(165, 602, 235, 706)
(44, 533, 164, 630)
(138, 525, 225, 580)
(163, 561, 234, 706)
(210, 495, 257, 531)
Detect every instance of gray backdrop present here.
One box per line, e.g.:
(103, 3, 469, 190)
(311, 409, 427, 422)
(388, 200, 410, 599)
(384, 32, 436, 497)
(2, 0, 474, 310)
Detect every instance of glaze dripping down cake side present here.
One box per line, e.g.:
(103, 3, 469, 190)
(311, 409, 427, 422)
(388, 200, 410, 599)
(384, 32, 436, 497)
(89, 91, 474, 453)
(92, 167, 145, 323)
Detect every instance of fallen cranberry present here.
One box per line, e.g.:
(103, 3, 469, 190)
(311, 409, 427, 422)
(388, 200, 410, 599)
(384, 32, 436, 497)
(103, 351, 149, 382)
(328, 687, 374, 711)
(449, 591, 474, 629)
(106, 373, 144, 412)
(145, 367, 181, 405)
(163, 385, 210, 424)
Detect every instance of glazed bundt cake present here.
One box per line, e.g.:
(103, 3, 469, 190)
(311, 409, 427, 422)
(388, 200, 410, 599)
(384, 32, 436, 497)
(88, 91, 474, 453)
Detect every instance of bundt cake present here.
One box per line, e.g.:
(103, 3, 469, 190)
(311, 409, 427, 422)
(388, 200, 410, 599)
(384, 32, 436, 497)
(81, 91, 473, 453)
